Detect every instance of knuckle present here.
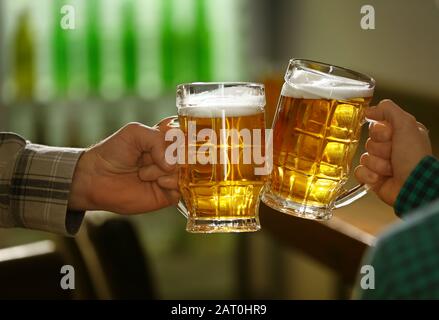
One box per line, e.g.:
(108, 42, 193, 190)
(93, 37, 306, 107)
(380, 99, 394, 106)
(137, 168, 146, 180)
(377, 160, 386, 172)
(124, 122, 145, 132)
(367, 170, 378, 182)
(379, 130, 391, 141)
(370, 125, 391, 141)
(374, 157, 391, 175)
(381, 99, 403, 114)
(126, 122, 143, 128)
(408, 114, 417, 123)
(402, 114, 418, 127)
(379, 99, 396, 110)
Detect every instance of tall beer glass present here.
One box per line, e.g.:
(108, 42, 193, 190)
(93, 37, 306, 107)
(262, 59, 375, 220)
(173, 82, 268, 233)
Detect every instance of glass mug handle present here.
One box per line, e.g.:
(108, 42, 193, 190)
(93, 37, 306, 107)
(333, 184, 370, 209)
(333, 117, 372, 209)
(155, 115, 189, 218)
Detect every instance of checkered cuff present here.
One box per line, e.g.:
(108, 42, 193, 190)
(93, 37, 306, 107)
(395, 156, 439, 218)
(2, 135, 86, 236)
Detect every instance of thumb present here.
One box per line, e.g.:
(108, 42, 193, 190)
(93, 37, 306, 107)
(365, 99, 407, 129)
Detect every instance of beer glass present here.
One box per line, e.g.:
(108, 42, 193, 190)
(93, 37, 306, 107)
(262, 59, 375, 220)
(169, 82, 268, 233)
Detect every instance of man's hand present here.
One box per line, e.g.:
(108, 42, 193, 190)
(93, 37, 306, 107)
(68, 122, 180, 213)
(355, 100, 432, 206)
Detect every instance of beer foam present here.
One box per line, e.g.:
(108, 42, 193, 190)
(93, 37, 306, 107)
(178, 85, 265, 118)
(281, 69, 373, 100)
(180, 105, 263, 118)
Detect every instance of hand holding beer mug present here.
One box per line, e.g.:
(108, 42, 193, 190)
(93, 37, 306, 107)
(164, 83, 270, 233)
(262, 59, 375, 220)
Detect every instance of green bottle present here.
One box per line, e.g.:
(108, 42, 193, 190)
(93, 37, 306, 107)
(45, 0, 71, 147)
(53, 0, 69, 97)
(171, 0, 198, 85)
(86, 0, 102, 95)
(136, 0, 164, 100)
(205, 0, 244, 81)
(161, 0, 213, 87)
(195, 0, 211, 81)
(78, 0, 106, 147)
(13, 12, 34, 101)
(10, 10, 36, 141)
(121, 0, 137, 94)
(118, 0, 141, 127)
(161, 0, 174, 89)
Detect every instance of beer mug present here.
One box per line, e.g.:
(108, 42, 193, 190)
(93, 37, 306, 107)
(262, 59, 375, 220)
(167, 82, 268, 233)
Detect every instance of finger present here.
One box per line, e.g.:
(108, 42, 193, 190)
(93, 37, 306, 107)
(126, 123, 176, 172)
(365, 99, 410, 130)
(365, 138, 392, 160)
(164, 189, 181, 205)
(139, 152, 153, 166)
(154, 116, 179, 133)
(138, 164, 170, 181)
(354, 165, 380, 185)
(417, 121, 428, 132)
(417, 122, 430, 138)
(365, 99, 404, 122)
(157, 174, 179, 190)
(139, 152, 178, 174)
(368, 176, 385, 193)
(360, 153, 392, 176)
(368, 121, 392, 142)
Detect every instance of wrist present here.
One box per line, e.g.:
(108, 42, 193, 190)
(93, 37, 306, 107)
(68, 149, 95, 211)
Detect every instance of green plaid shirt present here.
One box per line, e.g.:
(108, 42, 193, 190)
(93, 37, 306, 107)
(357, 156, 439, 299)
(0, 133, 85, 236)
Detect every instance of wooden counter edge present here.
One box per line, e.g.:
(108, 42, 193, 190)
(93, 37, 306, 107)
(259, 203, 375, 284)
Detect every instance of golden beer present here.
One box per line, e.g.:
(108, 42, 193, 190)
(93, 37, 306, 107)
(267, 95, 370, 206)
(178, 110, 266, 220)
(262, 59, 375, 220)
(175, 82, 267, 232)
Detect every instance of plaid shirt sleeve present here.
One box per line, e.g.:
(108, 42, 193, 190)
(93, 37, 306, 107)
(394, 156, 439, 218)
(0, 133, 85, 236)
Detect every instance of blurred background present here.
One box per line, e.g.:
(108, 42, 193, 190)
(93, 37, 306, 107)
(0, 0, 438, 299)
